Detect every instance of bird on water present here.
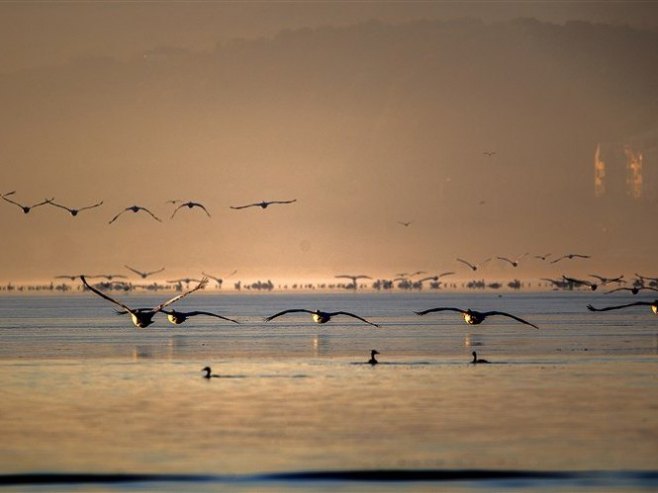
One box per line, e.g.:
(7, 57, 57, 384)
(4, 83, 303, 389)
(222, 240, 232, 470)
(368, 349, 380, 365)
(265, 309, 379, 327)
(202, 367, 220, 379)
(230, 199, 297, 210)
(415, 307, 538, 329)
(81, 276, 207, 328)
(471, 351, 490, 364)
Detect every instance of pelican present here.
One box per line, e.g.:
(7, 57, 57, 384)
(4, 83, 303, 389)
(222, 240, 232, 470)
(456, 257, 491, 271)
(562, 275, 597, 291)
(160, 309, 239, 325)
(415, 307, 538, 329)
(368, 349, 380, 365)
(170, 201, 211, 219)
(45, 199, 103, 216)
(550, 253, 590, 264)
(124, 265, 165, 279)
(264, 309, 379, 327)
(589, 274, 625, 286)
(482, 151, 496, 157)
(202, 366, 220, 379)
(81, 275, 207, 328)
(108, 205, 161, 224)
(55, 274, 86, 281)
(497, 253, 528, 267)
(587, 300, 658, 315)
(471, 351, 490, 364)
(1, 191, 53, 214)
(605, 286, 658, 295)
(230, 199, 297, 210)
(335, 274, 372, 289)
(88, 274, 127, 281)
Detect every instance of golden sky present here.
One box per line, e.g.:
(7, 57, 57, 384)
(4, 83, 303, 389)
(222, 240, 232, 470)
(1, 2, 657, 284)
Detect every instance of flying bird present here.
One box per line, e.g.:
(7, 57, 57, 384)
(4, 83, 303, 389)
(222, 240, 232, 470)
(230, 199, 297, 210)
(456, 257, 491, 272)
(562, 276, 597, 291)
(81, 275, 207, 328)
(398, 221, 413, 227)
(170, 201, 211, 219)
(160, 309, 239, 325)
(534, 253, 552, 261)
(264, 309, 379, 327)
(124, 265, 165, 279)
(55, 274, 86, 281)
(109, 205, 161, 224)
(550, 253, 590, 264)
(497, 253, 529, 267)
(587, 300, 658, 314)
(335, 274, 372, 289)
(604, 286, 658, 295)
(482, 151, 496, 157)
(88, 274, 127, 281)
(45, 199, 103, 216)
(471, 351, 490, 364)
(1, 191, 53, 214)
(415, 307, 538, 329)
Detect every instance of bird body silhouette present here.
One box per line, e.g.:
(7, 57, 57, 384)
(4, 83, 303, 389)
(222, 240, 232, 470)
(587, 300, 658, 314)
(368, 349, 380, 365)
(202, 366, 220, 379)
(109, 205, 161, 224)
(230, 199, 296, 210)
(161, 309, 239, 325)
(550, 253, 590, 264)
(415, 307, 538, 329)
(471, 351, 490, 364)
(2, 191, 53, 214)
(46, 199, 103, 216)
(125, 265, 165, 279)
(265, 309, 379, 327)
(170, 201, 211, 218)
(457, 258, 491, 271)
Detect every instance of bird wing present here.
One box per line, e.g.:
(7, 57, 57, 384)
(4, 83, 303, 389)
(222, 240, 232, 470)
(124, 265, 144, 276)
(438, 271, 455, 278)
(140, 207, 162, 222)
(1, 194, 24, 208)
(587, 301, 651, 312)
(81, 276, 134, 313)
(184, 311, 240, 324)
(45, 200, 70, 212)
(78, 201, 104, 212)
(195, 203, 212, 217)
(154, 278, 208, 311)
(32, 198, 55, 208)
(264, 309, 313, 322)
(481, 311, 539, 329)
(331, 311, 379, 327)
(269, 199, 297, 205)
(170, 203, 185, 218)
(415, 307, 466, 316)
(230, 203, 258, 210)
(456, 258, 475, 269)
(108, 208, 129, 224)
(549, 255, 566, 264)
(147, 267, 165, 276)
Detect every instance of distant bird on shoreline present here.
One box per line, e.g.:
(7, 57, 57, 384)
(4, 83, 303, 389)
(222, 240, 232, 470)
(125, 265, 165, 279)
(415, 307, 538, 329)
(45, 199, 103, 216)
(161, 309, 239, 325)
(81, 275, 207, 328)
(457, 257, 491, 272)
(170, 201, 211, 219)
(1, 191, 53, 214)
(482, 151, 496, 157)
(265, 309, 379, 327)
(550, 253, 590, 264)
(109, 205, 161, 224)
(368, 349, 380, 365)
(230, 199, 297, 210)
(534, 253, 552, 261)
(587, 300, 658, 315)
(471, 351, 490, 364)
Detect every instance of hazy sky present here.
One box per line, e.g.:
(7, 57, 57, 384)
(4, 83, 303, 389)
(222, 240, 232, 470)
(1, 2, 657, 285)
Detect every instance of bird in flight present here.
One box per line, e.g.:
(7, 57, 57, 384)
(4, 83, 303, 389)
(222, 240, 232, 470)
(55, 274, 86, 281)
(398, 221, 413, 227)
(482, 151, 496, 157)
(160, 309, 239, 325)
(456, 257, 491, 272)
(109, 205, 161, 224)
(230, 199, 297, 210)
(45, 199, 103, 216)
(170, 201, 211, 219)
(534, 253, 552, 261)
(124, 265, 165, 279)
(81, 275, 207, 328)
(1, 191, 53, 214)
(562, 276, 597, 291)
(550, 253, 590, 264)
(88, 274, 127, 281)
(497, 253, 529, 268)
(604, 286, 658, 295)
(415, 306, 538, 329)
(589, 274, 624, 286)
(587, 300, 658, 315)
(264, 309, 379, 327)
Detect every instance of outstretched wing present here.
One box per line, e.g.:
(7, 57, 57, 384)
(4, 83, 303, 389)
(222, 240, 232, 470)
(482, 311, 539, 329)
(456, 258, 475, 269)
(193, 203, 212, 217)
(264, 309, 313, 322)
(331, 311, 379, 327)
(140, 207, 162, 222)
(497, 256, 515, 266)
(81, 276, 133, 313)
(185, 311, 240, 324)
(78, 201, 104, 212)
(154, 278, 208, 311)
(1, 193, 24, 208)
(269, 199, 297, 205)
(124, 265, 144, 276)
(45, 200, 71, 212)
(230, 203, 258, 210)
(170, 203, 185, 219)
(109, 208, 128, 224)
(415, 307, 466, 316)
(586, 301, 651, 312)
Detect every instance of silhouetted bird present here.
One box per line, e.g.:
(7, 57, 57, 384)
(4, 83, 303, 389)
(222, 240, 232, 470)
(587, 300, 658, 314)
(456, 257, 491, 271)
(89, 274, 127, 281)
(415, 307, 538, 329)
(497, 253, 528, 267)
(109, 205, 161, 224)
(81, 275, 207, 328)
(471, 351, 490, 364)
(562, 276, 597, 291)
(202, 367, 220, 379)
(604, 286, 658, 295)
(124, 265, 165, 279)
(589, 274, 625, 286)
(264, 309, 379, 327)
(482, 151, 496, 157)
(534, 253, 552, 261)
(368, 349, 380, 365)
(550, 253, 590, 264)
(398, 221, 413, 227)
(45, 199, 103, 216)
(170, 201, 211, 219)
(1, 191, 53, 214)
(160, 309, 239, 325)
(230, 199, 297, 210)
(55, 274, 86, 281)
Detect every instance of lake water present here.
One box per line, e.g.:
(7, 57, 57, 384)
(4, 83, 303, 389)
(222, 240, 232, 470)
(0, 291, 657, 492)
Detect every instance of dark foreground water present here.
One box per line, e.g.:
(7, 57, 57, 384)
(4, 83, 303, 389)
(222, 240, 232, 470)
(0, 291, 657, 492)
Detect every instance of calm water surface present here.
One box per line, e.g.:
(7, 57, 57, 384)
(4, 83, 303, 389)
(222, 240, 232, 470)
(0, 291, 657, 492)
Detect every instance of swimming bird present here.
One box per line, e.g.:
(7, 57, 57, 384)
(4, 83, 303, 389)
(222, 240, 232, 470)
(81, 275, 207, 328)
(456, 257, 491, 272)
(587, 300, 658, 314)
(471, 351, 490, 364)
(230, 199, 297, 210)
(497, 253, 528, 267)
(202, 366, 220, 379)
(604, 286, 658, 295)
(1, 191, 53, 214)
(368, 349, 380, 365)
(550, 253, 590, 264)
(55, 274, 86, 281)
(124, 265, 165, 279)
(160, 309, 239, 325)
(415, 307, 538, 329)
(45, 199, 103, 216)
(170, 201, 211, 219)
(108, 205, 161, 224)
(264, 309, 379, 327)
